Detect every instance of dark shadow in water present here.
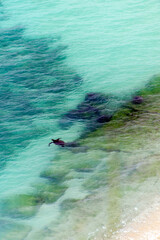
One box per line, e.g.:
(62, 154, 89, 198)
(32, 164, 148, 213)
(0, 26, 83, 170)
(59, 92, 118, 132)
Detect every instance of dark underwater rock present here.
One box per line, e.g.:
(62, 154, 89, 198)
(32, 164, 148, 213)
(96, 115, 112, 123)
(132, 96, 143, 104)
(84, 92, 109, 104)
(59, 92, 112, 129)
(66, 104, 100, 120)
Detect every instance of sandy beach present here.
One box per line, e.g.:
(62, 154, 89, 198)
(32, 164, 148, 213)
(113, 199, 160, 240)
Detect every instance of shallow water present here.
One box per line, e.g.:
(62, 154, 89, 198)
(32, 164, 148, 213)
(1, 0, 160, 239)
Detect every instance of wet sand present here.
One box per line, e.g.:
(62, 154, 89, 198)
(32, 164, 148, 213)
(113, 199, 160, 240)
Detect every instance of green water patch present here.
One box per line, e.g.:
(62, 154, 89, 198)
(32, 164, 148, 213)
(35, 182, 67, 204)
(1, 194, 41, 219)
(83, 170, 108, 190)
(1, 181, 68, 219)
(60, 198, 79, 211)
(70, 150, 104, 172)
(82, 152, 123, 191)
(40, 166, 69, 182)
(40, 151, 74, 181)
(11, 148, 106, 218)
(128, 154, 160, 184)
(41, 150, 106, 183)
(138, 75, 160, 96)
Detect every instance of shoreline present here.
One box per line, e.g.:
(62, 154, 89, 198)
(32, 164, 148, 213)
(112, 197, 160, 240)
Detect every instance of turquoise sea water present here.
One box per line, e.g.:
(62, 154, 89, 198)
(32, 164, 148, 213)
(1, 0, 160, 238)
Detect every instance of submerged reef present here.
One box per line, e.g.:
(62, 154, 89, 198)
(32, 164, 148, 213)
(51, 75, 160, 196)
(3, 75, 160, 235)
(59, 92, 114, 130)
(1, 194, 40, 218)
(36, 75, 160, 240)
